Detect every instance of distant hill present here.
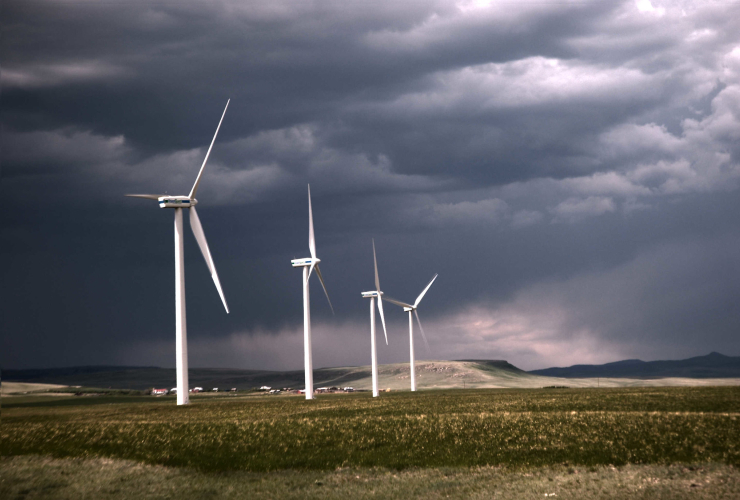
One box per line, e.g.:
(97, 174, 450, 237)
(529, 352, 740, 379)
(3, 366, 311, 391)
(6, 355, 740, 391)
(3, 360, 539, 391)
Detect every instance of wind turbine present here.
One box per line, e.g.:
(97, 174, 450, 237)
(384, 274, 438, 392)
(126, 100, 231, 406)
(361, 239, 389, 398)
(291, 185, 334, 400)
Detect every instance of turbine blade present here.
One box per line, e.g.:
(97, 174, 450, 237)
(372, 239, 380, 292)
(414, 273, 438, 308)
(189, 206, 229, 313)
(414, 309, 431, 354)
(306, 262, 315, 285)
(308, 185, 316, 259)
(314, 264, 334, 315)
(383, 296, 413, 309)
(125, 194, 166, 200)
(189, 99, 230, 199)
(377, 295, 388, 345)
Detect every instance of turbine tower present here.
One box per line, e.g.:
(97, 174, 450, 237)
(361, 239, 389, 398)
(126, 100, 231, 405)
(384, 274, 438, 392)
(291, 185, 334, 400)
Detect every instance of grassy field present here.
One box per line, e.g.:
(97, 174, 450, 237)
(3, 387, 740, 498)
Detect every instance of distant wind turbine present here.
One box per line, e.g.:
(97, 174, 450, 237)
(361, 239, 389, 398)
(126, 100, 231, 406)
(291, 185, 334, 400)
(384, 274, 438, 392)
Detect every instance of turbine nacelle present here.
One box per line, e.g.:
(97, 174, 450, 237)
(362, 291, 384, 298)
(124, 194, 198, 208)
(291, 257, 320, 268)
(160, 196, 197, 208)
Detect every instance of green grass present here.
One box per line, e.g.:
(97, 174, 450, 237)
(3, 387, 740, 472)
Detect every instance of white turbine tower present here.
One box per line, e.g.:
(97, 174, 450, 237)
(126, 100, 231, 406)
(291, 185, 334, 400)
(384, 274, 438, 392)
(361, 239, 389, 398)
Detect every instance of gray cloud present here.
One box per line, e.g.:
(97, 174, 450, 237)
(3, 0, 740, 371)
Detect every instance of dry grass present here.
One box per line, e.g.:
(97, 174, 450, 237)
(2, 455, 739, 499)
(2, 382, 70, 396)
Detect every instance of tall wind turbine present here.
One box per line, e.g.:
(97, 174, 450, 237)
(384, 274, 438, 392)
(291, 185, 334, 400)
(361, 239, 389, 398)
(126, 100, 231, 406)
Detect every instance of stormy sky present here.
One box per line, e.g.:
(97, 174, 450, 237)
(3, 0, 740, 371)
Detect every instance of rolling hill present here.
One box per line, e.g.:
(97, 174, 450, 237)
(529, 352, 740, 378)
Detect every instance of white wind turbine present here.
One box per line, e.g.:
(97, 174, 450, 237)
(361, 239, 389, 398)
(291, 185, 334, 400)
(126, 100, 230, 406)
(384, 274, 438, 392)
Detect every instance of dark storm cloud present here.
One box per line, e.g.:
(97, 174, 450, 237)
(2, 0, 614, 178)
(3, 0, 740, 370)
